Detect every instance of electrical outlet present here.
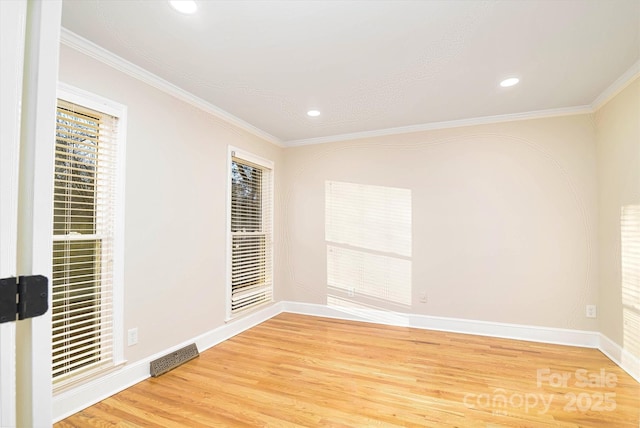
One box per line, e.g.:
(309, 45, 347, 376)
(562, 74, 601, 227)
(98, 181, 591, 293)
(347, 287, 355, 297)
(419, 291, 427, 303)
(128, 327, 138, 346)
(586, 305, 597, 319)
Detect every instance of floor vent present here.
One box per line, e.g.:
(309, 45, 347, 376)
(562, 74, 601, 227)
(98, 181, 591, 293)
(150, 343, 199, 377)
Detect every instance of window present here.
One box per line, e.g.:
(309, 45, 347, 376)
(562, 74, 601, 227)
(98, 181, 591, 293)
(621, 205, 640, 359)
(52, 84, 126, 391)
(228, 148, 273, 317)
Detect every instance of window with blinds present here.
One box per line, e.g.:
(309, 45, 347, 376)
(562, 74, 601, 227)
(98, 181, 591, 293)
(621, 205, 640, 359)
(52, 96, 121, 390)
(229, 150, 273, 316)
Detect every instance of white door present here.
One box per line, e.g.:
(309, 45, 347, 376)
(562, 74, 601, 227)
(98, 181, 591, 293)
(0, 1, 62, 426)
(0, 1, 28, 424)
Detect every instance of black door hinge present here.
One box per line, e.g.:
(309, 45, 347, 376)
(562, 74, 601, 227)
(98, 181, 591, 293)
(0, 275, 48, 324)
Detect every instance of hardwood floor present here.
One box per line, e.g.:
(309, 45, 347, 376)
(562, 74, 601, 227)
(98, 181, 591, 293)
(56, 313, 640, 427)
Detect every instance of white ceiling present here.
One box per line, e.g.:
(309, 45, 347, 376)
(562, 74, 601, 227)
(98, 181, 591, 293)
(61, 0, 640, 146)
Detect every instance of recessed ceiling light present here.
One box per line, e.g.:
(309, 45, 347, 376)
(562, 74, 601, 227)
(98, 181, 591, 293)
(307, 110, 321, 117)
(500, 77, 520, 87)
(169, 0, 197, 14)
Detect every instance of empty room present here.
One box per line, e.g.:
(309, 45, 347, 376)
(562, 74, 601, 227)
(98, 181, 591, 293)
(1, 0, 639, 426)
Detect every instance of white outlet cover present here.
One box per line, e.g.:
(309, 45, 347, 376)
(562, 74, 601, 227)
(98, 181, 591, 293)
(127, 328, 138, 346)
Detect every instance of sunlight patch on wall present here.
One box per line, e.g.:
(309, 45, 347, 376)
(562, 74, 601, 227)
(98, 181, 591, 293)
(621, 205, 640, 359)
(326, 181, 411, 257)
(325, 181, 412, 311)
(328, 245, 411, 305)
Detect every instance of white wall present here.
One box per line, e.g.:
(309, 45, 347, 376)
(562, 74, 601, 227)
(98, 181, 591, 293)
(596, 77, 640, 359)
(57, 45, 283, 365)
(281, 114, 599, 330)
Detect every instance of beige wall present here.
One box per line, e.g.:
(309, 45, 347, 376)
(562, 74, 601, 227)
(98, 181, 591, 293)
(58, 45, 284, 364)
(596, 78, 640, 357)
(282, 115, 599, 330)
(59, 41, 637, 367)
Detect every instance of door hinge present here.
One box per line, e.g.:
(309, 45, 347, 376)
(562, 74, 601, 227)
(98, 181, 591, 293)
(0, 275, 48, 324)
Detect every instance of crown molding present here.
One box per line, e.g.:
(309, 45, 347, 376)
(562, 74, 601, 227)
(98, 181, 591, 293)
(591, 60, 640, 111)
(60, 27, 637, 150)
(59, 28, 284, 148)
(284, 60, 639, 148)
(284, 105, 593, 147)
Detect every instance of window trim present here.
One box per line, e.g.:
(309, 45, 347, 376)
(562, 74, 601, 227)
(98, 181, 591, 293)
(226, 146, 274, 321)
(54, 82, 127, 391)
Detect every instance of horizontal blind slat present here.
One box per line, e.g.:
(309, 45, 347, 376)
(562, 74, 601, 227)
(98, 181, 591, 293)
(230, 157, 272, 315)
(52, 99, 118, 389)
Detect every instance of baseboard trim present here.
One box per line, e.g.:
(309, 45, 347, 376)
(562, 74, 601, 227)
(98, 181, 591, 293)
(282, 302, 640, 383)
(598, 334, 640, 383)
(52, 302, 285, 422)
(282, 302, 600, 348)
(53, 301, 639, 422)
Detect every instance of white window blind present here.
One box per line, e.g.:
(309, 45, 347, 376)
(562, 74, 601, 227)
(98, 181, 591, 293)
(52, 99, 118, 389)
(621, 205, 640, 357)
(229, 151, 273, 316)
(622, 205, 640, 310)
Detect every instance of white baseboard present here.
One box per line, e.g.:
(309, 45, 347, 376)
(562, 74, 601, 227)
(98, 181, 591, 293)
(53, 300, 639, 422)
(598, 334, 640, 383)
(282, 301, 600, 348)
(283, 302, 639, 383)
(52, 302, 285, 422)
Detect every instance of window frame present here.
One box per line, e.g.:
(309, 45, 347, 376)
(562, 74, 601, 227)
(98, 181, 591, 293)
(226, 146, 274, 320)
(53, 83, 127, 391)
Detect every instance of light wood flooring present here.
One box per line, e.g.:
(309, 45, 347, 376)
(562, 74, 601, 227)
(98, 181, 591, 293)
(56, 313, 640, 427)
